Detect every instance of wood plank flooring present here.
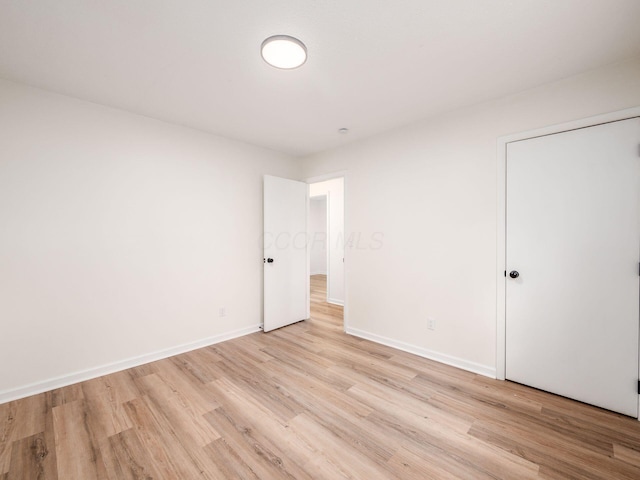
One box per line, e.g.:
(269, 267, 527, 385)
(2, 274, 640, 478)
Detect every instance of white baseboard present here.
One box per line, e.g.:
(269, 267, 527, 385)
(0, 324, 261, 405)
(327, 298, 344, 306)
(345, 327, 496, 378)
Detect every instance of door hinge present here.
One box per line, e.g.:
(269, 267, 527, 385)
(504, 270, 507, 277)
(638, 380, 640, 395)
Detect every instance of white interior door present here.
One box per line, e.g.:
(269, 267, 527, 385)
(263, 175, 308, 332)
(506, 118, 640, 417)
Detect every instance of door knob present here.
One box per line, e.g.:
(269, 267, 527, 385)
(509, 270, 519, 278)
(267, 258, 274, 263)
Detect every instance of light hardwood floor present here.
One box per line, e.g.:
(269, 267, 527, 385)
(2, 274, 640, 479)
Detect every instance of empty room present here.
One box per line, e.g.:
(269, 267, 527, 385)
(2, 1, 640, 478)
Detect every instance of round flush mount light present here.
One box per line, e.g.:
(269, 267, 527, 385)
(338, 128, 349, 134)
(261, 35, 307, 69)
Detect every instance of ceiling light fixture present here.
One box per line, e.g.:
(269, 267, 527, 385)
(338, 128, 349, 134)
(261, 35, 307, 69)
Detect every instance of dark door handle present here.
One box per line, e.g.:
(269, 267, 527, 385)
(509, 270, 519, 278)
(267, 258, 274, 263)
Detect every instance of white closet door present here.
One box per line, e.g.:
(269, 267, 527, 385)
(506, 118, 640, 417)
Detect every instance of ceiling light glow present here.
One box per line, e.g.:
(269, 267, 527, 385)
(261, 35, 307, 69)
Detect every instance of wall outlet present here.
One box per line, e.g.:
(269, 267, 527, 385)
(427, 318, 436, 331)
(219, 307, 226, 317)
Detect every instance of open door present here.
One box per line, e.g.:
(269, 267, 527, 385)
(263, 175, 308, 332)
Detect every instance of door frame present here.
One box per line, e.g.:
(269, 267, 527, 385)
(306, 171, 349, 331)
(496, 106, 640, 389)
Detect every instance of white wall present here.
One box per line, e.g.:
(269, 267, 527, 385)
(309, 178, 345, 305)
(301, 56, 640, 376)
(309, 196, 327, 275)
(0, 79, 300, 402)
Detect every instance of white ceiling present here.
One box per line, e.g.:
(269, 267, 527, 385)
(1, 1, 639, 157)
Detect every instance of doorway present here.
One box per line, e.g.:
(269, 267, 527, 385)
(308, 176, 345, 329)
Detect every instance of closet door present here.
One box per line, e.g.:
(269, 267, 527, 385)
(506, 118, 640, 417)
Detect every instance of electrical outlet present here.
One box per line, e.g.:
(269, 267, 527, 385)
(219, 307, 226, 317)
(427, 318, 436, 331)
